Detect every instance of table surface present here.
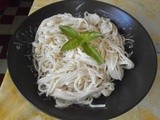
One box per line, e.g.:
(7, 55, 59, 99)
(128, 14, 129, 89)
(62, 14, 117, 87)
(0, 0, 160, 120)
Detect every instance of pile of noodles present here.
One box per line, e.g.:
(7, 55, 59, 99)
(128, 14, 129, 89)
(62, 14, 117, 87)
(32, 12, 134, 108)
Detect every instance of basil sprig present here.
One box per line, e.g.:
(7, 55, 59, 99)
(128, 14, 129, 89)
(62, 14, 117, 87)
(59, 25, 104, 64)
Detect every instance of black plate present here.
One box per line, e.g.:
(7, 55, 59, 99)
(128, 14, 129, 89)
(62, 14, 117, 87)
(7, 1, 157, 120)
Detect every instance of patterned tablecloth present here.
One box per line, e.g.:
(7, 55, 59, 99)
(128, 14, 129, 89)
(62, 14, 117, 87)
(0, 0, 160, 120)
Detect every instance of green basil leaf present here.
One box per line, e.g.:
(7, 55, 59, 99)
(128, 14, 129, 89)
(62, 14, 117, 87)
(82, 42, 104, 64)
(59, 25, 103, 64)
(61, 38, 83, 52)
(80, 31, 101, 42)
(59, 25, 78, 37)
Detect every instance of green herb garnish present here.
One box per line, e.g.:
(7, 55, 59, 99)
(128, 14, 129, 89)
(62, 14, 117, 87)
(82, 42, 104, 64)
(59, 25, 104, 64)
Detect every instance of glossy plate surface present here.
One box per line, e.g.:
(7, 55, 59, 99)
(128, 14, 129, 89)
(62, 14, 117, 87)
(7, 1, 157, 120)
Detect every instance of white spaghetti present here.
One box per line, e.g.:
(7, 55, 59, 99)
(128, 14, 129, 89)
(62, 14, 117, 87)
(32, 12, 134, 108)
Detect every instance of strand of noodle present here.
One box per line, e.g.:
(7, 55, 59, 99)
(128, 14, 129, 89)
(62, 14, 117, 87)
(74, 75, 82, 92)
(89, 104, 106, 108)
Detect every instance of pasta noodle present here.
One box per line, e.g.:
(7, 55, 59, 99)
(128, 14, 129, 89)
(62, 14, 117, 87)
(32, 12, 134, 108)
